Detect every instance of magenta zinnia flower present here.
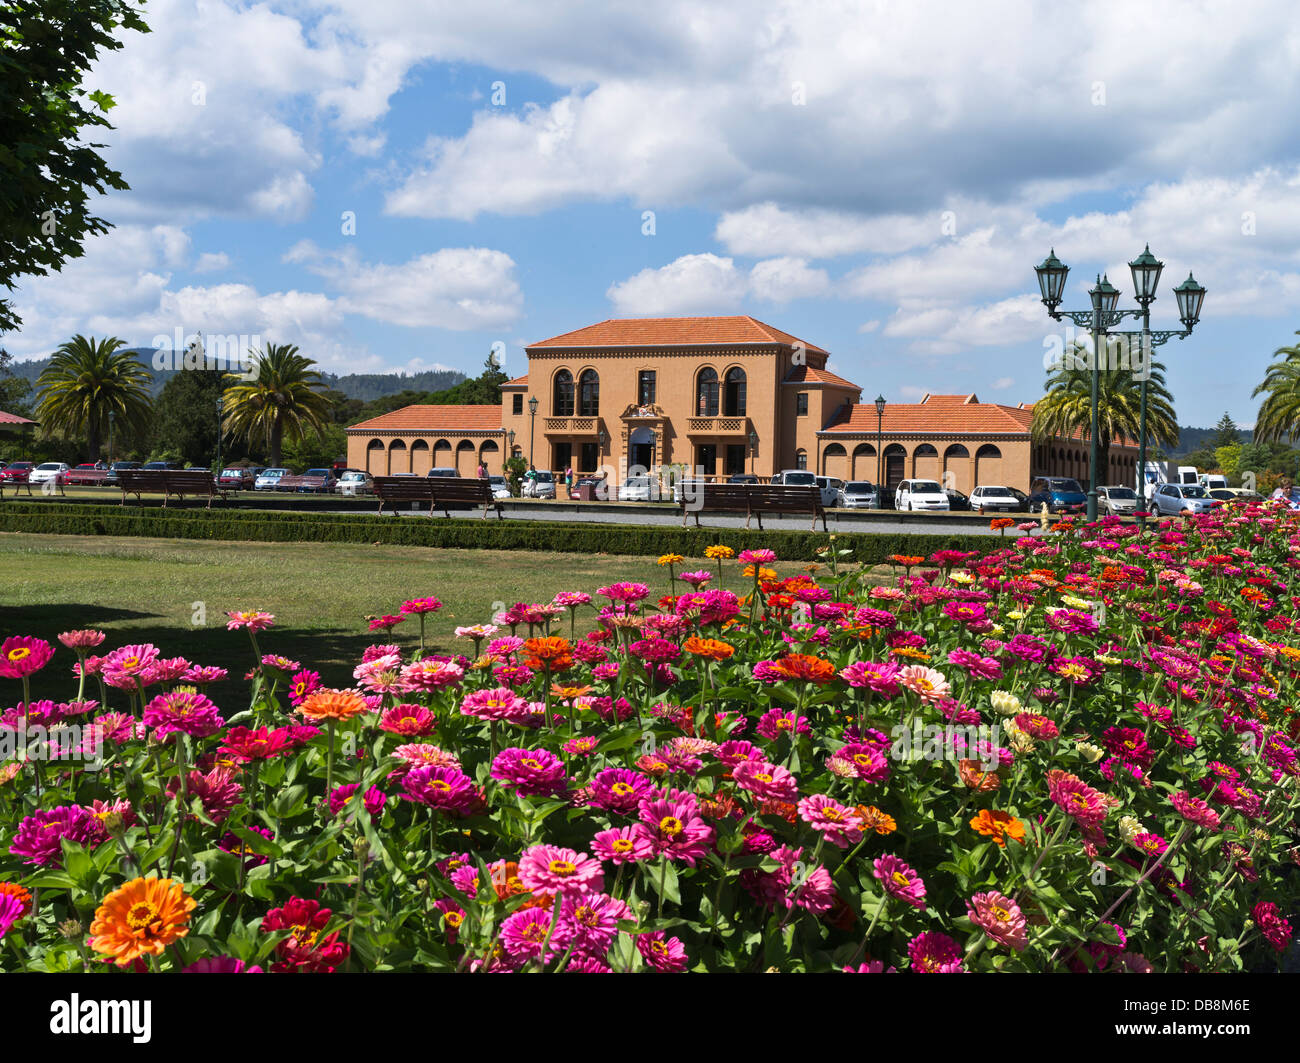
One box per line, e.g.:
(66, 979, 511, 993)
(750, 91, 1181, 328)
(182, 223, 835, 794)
(400, 596, 443, 615)
(328, 783, 386, 818)
(731, 759, 799, 802)
(637, 930, 688, 972)
(1170, 790, 1221, 831)
(9, 806, 101, 866)
(459, 686, 528, 721)
(499, 907, 554, 962)
(797, 794, 865, 847)
(591, 825, 656, 864)
(551, 892, 630, 958)
(0, 636, 54, 679)
(517, 843, 604, 896)
(491, 747, 568, 797)
(637, 796, 715, 866)
(142, 690, 224, 739)
(1252, 902, 1293, 953)
(182, 956, 263, 973)
(226, 610, 275, 631)
(873, 854, 927, 911)
(400, 764, 476, 813)
(967, 891, 1028, 951)
(908, 931, 964, 973)
(0, 891, 26, 939)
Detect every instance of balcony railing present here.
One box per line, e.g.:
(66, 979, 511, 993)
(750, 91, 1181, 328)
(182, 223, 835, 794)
(543, 417, 599, 434)
(685, 417, 749, 435)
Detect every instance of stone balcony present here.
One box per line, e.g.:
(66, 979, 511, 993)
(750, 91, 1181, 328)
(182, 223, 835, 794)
(685, 416, 749, 436)
(543, 416, 600, 434)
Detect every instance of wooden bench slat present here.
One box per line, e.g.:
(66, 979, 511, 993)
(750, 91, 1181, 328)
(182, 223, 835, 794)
(680, 483, 826, 531)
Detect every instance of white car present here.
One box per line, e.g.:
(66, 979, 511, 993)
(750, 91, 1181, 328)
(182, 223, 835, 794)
(29, 462, 70, 486)
(619, 474, 659, 502)
(895, 478, 950, 511)
(969, 485, 1019, 513)
(837, 481, 879, 508)
(488, 475, 512, 500)
(1151, 483, 1215, 516)
(254, 467, 290, 491)
(773, 469, 818, 488)
(335, 470, 374, 496)
(522, 470, 556, 498)
(815, 475, 845, 508)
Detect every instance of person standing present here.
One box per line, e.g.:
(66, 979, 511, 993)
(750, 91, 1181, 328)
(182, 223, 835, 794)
(477, 460, 488, 479)
(565, 465, 573, 491)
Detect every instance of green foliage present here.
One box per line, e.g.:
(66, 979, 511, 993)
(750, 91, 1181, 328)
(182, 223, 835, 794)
(0, 350, 33, 415)
(1213, 443, 1242, 478)
(1252, 332, 1300, 445)
(34, 335, 154, 460)
(221, 343, 332, 468)
(0, 0, 149, 333)
(152, 366, 226, 467)
(0, 502, 994, 564)
(281, 423, 347, 470)
(504, 455, 527, 494)
(1210, 411, 1240, 449)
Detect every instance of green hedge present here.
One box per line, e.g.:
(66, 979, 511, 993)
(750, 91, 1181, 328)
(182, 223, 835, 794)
(0, 502, 1001, 564)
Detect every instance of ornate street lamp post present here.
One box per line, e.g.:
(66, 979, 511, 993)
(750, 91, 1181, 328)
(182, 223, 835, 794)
(748, 426, 758, 475)
(527, 396, 538, 469)
(874, 394, 886, 508)
(215, 395, 224, 477)
(1034, 248, 1205, 523)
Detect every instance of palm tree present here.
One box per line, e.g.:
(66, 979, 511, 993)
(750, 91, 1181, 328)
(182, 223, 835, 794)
(1031, 343, 1179, 486)
(221, 342, 331, 467)
(1252, 332, 1300, 444)
(35, 335, 153, 460)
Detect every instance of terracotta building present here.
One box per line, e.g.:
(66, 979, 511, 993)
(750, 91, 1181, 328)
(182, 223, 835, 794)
(345, 316, 1137, 493)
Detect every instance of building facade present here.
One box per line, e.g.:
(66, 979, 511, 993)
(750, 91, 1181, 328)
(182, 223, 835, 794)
(346, 316, 1137, 493)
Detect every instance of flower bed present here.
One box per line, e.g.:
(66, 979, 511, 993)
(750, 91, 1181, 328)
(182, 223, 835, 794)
(1, 505, 1298, 973)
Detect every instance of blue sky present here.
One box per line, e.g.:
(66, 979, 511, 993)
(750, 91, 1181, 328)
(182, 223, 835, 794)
(8, 0, 1300, 428)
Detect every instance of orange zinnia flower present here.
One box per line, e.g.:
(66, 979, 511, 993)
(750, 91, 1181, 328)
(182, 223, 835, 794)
(523, 637, 574, 671)
(297, 688, 370, 721)
(88, 877, 196, 966)
(549, 683, 592, 701)
(770, 653, 837, 685)
(856, 805, 897, 835)
(958, 758, 1001, 792)
(989, 518, 1015, 530)
(0, 881, 32, 917)
(682, 636, 734, 661)
(970, 809, 1025, 847)
(890, 554, 924, 567)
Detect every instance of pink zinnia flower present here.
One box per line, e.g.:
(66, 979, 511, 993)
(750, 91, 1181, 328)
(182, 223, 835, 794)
(400, 764, 476, 813)
(797, 794, 865, 847)
(908, 931, 964, 973)
(551, 893, 631, 958)
(967, 891, 1028, 951)
(0, 636, 54, 679)
(58, 629, 106, 651)
(874, 854, 927, 911)
(1170, 790, 1221, 831)
(225, 610, 274, 631)
(1252, 902, 1293, 953)
(755, 708, 811, 741)
(9, 806, 101, 866)
(517, 843, 604, 896)
(400, 597, 443, 615)
(591, 825, 657, 864)
(637, 931, 688, 972)
(499, 907, 554, 962)
(377, 703, 435, 736)
(1048, 772, 1110, 826)
(328, 783, 386, 818)
(737, 548, 777, 565)
(459, 687, 528, 721)
(182, 956, 263, 973)
(182, 665, 228, 685)
(587, 768, 652, 813)
(142, 690, 224, 739)
(400, 658, 464, 691)
(897, 664, 950, 702)
(491, 747, 568, 797)
(731, 759, 800, 802)
(100, 643, 160, 689)
(637, 797, 715, 866)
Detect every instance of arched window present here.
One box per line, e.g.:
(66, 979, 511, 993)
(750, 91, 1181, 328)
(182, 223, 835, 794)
(795, 449, 808, 470)
(553, 370, 574, 416)
(696, 367, 719, 416)
(578, 369, 599, 416)
(723, 367, 747, 416)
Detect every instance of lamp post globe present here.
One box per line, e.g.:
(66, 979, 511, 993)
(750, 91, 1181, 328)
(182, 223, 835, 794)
(874, 394, 886, 509)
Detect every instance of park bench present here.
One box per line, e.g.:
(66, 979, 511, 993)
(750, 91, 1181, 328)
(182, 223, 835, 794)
(117, 470, 227, 509)
(373, 476, 503, 519)
(680, 482, 826, 531)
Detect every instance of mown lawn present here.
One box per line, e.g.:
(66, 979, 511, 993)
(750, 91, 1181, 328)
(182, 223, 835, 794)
(0, 533, 847, 703)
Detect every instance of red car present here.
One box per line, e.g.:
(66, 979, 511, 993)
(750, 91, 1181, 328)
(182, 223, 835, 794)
(0, 461, 33, 482)
(63, 463, 109, 486)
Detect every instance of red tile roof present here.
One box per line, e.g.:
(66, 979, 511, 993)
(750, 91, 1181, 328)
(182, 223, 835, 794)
(347, 405, 503, 433)
(502, 375, 528, 387)
(784, 365, 861, 389)
(530, 316, 828, 355)
(0, 410, 35, 426)
(920, 393, 979, 405)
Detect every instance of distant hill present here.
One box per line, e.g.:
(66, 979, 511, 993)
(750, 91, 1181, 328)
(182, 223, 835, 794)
(1169, 425, 1255, 456)
(8, 350, 466, 401)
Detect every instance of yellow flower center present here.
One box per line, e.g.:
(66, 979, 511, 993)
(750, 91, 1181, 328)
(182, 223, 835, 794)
(126, 901, 160, 933)
(7, 648, 29, 662)
(612, 838, 634, 852)
(659, 816, 684, 836)
(548, 859, 576, 875)
(892, 871, 910, 887)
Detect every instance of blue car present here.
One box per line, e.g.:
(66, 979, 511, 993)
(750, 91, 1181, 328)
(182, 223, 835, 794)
(1027, 476, 1088, 515)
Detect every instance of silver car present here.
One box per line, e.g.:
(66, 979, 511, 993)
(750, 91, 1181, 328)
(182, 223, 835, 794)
(335, 470, 374, 496)
(522, 470, 556, 498)
(837, 481, 879, 508)
(1151, 483, 1215, 516)
(619, 474, 659, 502)
(1096, 485, 1138, 516)
(254, 467, 290, 491)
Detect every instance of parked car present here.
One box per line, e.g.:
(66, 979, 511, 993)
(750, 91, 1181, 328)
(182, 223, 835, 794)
(29, 462, 70, 486)
(968, 485, 1019, 513)
(944, 487, 971, 511)
(1198, 473, 1228, 491)
(1027, 477, 1087, 515)
(0, 461, 34, 482)
(141, 460, 184, 472)
(523, 470, 556, 499)
(426, 467, 458, 478)
(837, 481, 879, 508)
(619, 474, 660, 501)
(1096, 485, 1139, 516)
(487, 475, 512, 500)
(103, 461, 141, 485)
(569, 475, 606, 500)
(772, 469, 818, 487)
(254, 467, 291, 491)
(894, 479, 950, 511)
(218, 467, 257, 489)
(1151, 482, 1216, 516)
(815, 475, 846, 508)
(335, 470, 375, 496)
(1208, 487, 1264, 504)
(1007, 487, 1030, 509)
(64, 463, 109, 486)
(294, 468, 337, 493)
(727, 473, 759, 485)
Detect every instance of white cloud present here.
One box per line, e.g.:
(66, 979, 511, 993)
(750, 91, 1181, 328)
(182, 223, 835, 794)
(194, 252, 231, 274)
(992, 377, 1015, 390)
(606, 254, 748, 316)
(285, 241, 523, 330)
(748, 257, 831, 303)
(858, 320, 880, 333)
